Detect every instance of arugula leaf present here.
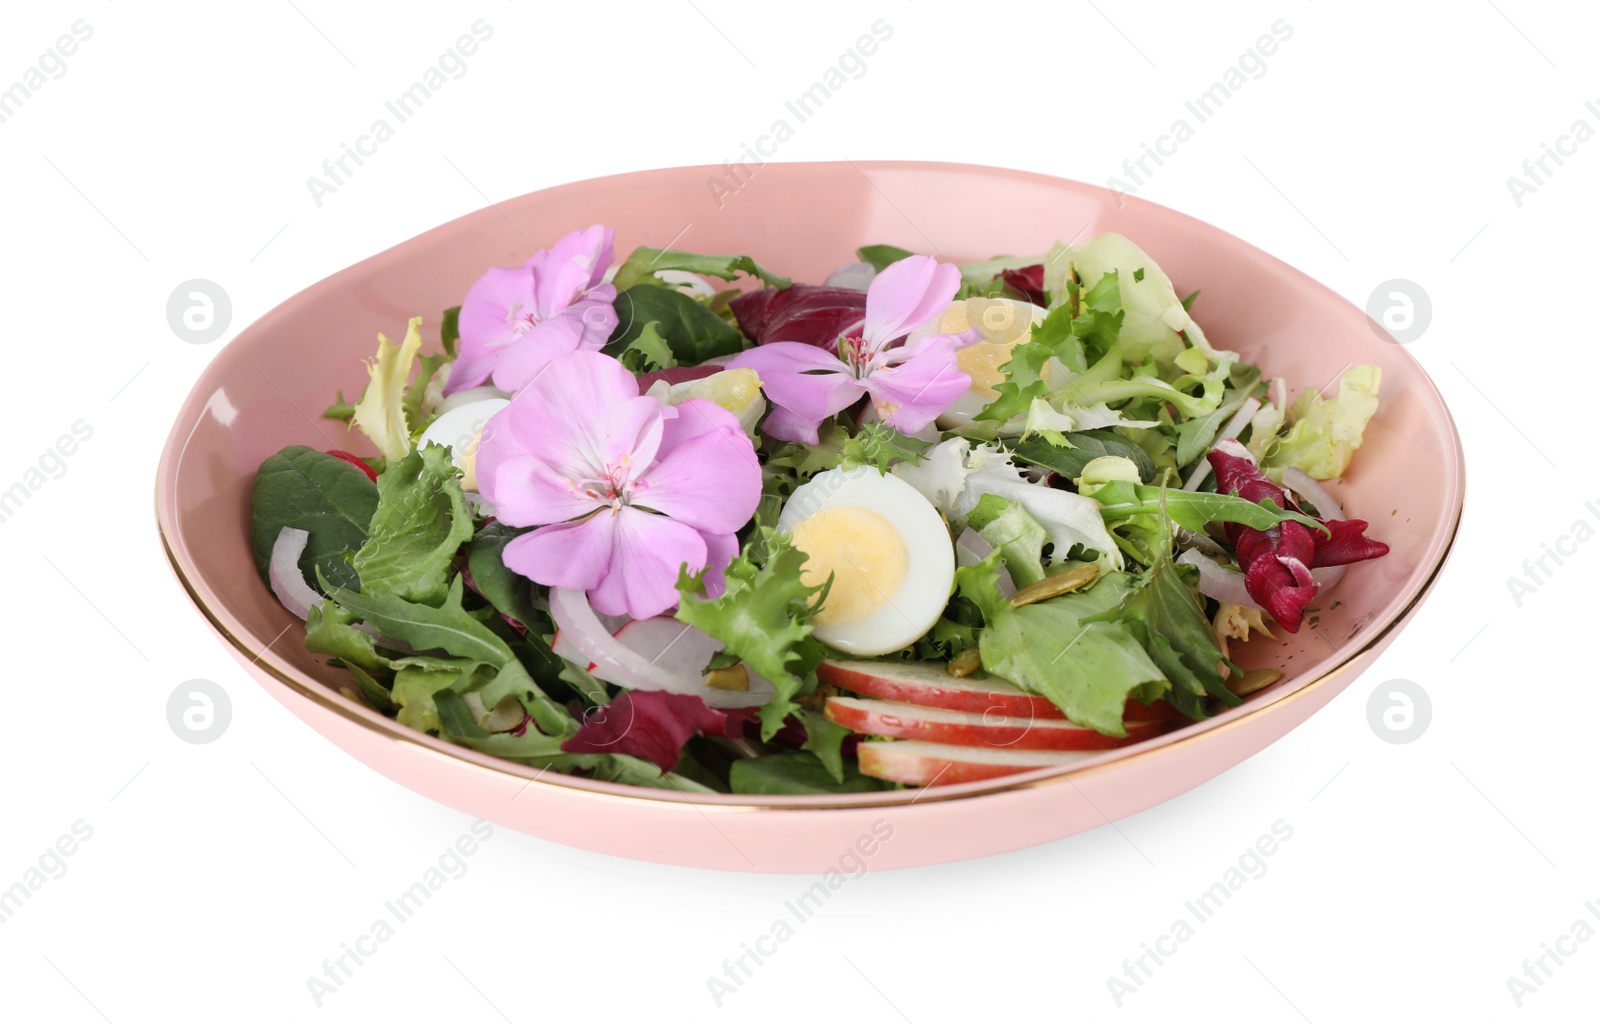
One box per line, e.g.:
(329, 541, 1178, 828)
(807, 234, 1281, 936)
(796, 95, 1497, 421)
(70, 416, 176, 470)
(344, 665, 395, 714)
(326, 576, 574, 738)
(351, 445, 474, 605)
(1111, 512, 1241, 717)
(305, 601, 392, 672)
(796, 707, 854, 783)
(615, 320, 676, 373)
(325, 575, 510, 664)
(251, 445, 378, 593)
(730, 752, 888, 795)
(1007, 429, 1158, 483)
(612, 247, 790, 291)
(1090, 480, 1329, 535)
(978, 572, 1167, 736)
(465, 522, 545, 629)
(675, 532, 828, 741)
(607, 284, 745, 365)
(856, 244, 915, 272)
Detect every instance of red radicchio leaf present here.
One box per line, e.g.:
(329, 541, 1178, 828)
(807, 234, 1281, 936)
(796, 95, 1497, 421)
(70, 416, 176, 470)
(636, 365, 723, 392)
(560, 690, 742, 774)
(327, 449, 378, 482)
(1206, 440, 1388, 632)
(998, 264, 1047, 306)
(730, 284, 867, 349)
(1311, 518, 1391, 567)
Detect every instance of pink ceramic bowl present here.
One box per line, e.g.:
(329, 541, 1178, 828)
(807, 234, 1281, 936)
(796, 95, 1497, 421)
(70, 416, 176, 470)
(156, 161, 1463, 873)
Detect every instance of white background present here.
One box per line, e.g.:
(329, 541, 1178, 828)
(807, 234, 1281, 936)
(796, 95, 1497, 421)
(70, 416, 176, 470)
(1, 1, 1594, 1021)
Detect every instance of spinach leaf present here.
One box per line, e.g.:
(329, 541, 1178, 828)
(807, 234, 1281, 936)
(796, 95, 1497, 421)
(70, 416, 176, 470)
(251, 445, 378, 593)
(1007, 429, 1158, 482)
(465, 522, 545, 629)
(607, 284, 745, 365)
(729, 753, 887, 795)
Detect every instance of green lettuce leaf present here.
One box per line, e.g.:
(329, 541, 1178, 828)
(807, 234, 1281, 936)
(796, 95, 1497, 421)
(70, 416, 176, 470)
(965, 494, 1048, 587)
(251, 445, 378, 593)
(615, 320, 676, 373)
(351, 445, 474, 605)
(675, 531, 828, 741)
(352, 316, 423, 460)
(978, 572, 1166, 736)
(1264, 365, 1382, 480)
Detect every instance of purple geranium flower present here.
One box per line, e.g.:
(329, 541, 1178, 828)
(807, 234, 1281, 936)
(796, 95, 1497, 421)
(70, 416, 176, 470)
(447, 225, 619, 394)
(723, 255, 975, 443)
(476, 350, 761, 620)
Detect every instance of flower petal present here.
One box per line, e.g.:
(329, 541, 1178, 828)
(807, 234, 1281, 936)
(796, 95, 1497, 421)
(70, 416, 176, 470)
(723, 341, 863, 441)
(699, 530, 741, 601)
(588, 508, 709, 619)
(451, 266, 538, 393)
(501, 514, 616, 593)
(528, 225, 616, 316)
(487, 315, 588, 393)
(863, 255, 961, 347)
(481, 351, 646, 479)
(635, 399, 761, 534)
(480, 453, 600, 526)
(863, 336, 971, 434)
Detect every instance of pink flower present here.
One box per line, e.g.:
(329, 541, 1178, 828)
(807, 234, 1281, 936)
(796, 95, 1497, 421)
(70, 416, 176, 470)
(476, 351, 761, 619)
(724, 255, 975, 443)
(447, 225, 620, 394)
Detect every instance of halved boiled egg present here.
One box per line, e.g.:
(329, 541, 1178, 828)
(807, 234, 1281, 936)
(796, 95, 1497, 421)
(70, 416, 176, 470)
(907, 297, 1049, 429)
(778, 466, 954, 656)
(418, 396, 509, 491)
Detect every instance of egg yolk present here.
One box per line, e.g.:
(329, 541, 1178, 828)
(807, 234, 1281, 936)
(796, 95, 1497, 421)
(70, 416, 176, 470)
(789, 506, 908, 626)
(957, 338, 1025, 399)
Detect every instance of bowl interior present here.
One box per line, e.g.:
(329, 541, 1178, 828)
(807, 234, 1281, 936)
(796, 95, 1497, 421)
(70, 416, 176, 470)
(157, 161, 1461, 802)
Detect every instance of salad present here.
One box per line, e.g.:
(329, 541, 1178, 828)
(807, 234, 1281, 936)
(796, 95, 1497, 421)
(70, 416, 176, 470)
(250, 225, 1390, 795)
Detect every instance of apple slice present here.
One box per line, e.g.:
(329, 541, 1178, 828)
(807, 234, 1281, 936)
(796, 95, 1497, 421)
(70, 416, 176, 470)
(817, 659, 1182, 724)
(825, 696, 1173, 751)
(857, 740, 1100, 786)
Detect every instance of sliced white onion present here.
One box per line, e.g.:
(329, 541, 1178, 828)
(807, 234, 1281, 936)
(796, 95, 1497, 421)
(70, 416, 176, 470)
(1183, 397, 1262, 491)
(824, 261, 877, 291)
(547, 588, 767, 708)
(654, 269, 717, 298)
(1282, 467, 1345, 521)
(269, 527, 321, 620)
(269, 527, 410, 651)
(1178, 548, 1257, 608)
(955, 528, 1017, 598)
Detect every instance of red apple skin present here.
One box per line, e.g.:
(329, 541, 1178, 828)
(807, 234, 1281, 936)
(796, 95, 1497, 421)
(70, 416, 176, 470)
(824, 697, 1173, 752)
(855, 743, 1073, 786)
(817, 660, 1186, 727)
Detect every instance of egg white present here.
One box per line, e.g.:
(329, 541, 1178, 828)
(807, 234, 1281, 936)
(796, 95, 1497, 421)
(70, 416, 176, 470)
(778, 467, 955, 656)
(418, 397, 509, 490)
